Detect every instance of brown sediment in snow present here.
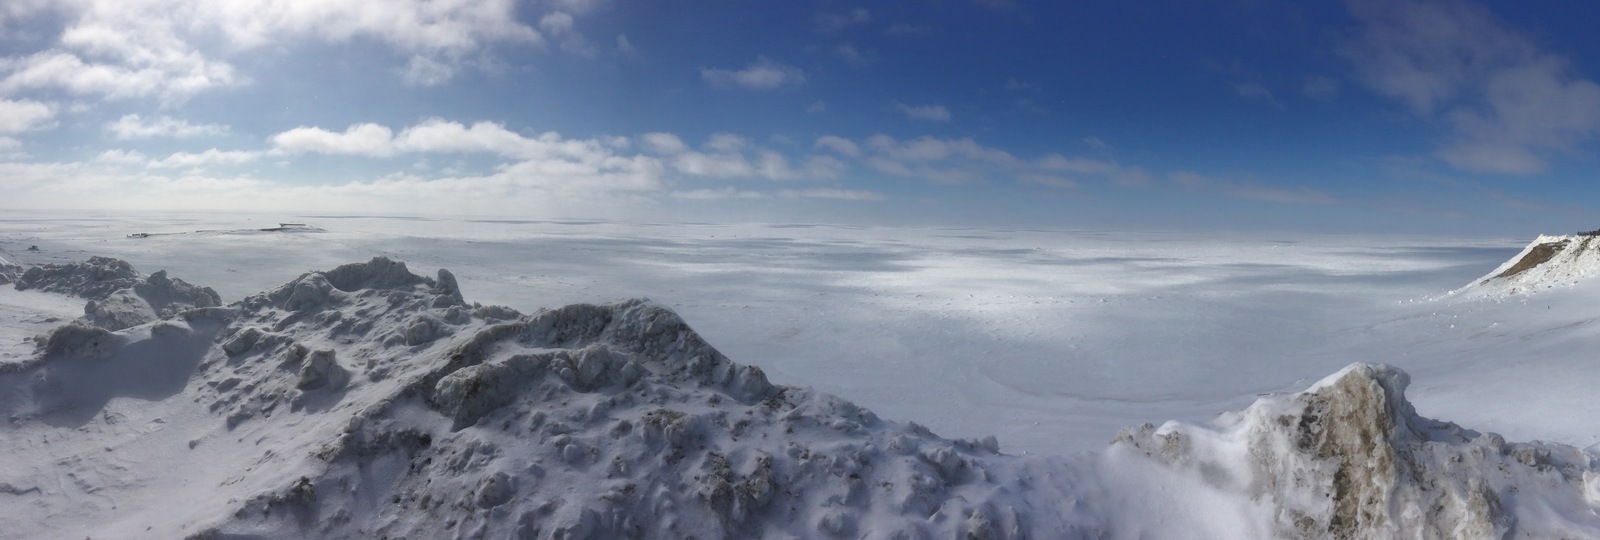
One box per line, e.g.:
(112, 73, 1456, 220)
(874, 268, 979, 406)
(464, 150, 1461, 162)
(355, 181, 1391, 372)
(1493, 240, 1569, 279)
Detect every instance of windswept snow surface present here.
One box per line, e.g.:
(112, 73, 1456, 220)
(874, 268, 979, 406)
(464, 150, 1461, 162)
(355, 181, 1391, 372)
(0, 211, 1555, 455)
(0, 253, 1596, 538)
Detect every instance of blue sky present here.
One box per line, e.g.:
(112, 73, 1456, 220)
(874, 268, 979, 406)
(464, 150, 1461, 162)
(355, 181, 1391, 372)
(1, 0, 1598, 233)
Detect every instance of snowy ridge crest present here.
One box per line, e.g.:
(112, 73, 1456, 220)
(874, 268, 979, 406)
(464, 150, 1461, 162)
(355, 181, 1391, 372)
(1114, 363, 1600, 538)
(1461, 234, 1600, 297)
(12, 256, 220, 331)
(2, 256, 1599, 539)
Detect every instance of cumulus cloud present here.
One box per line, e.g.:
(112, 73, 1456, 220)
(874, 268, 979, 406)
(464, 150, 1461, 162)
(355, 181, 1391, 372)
(106, 114, 227, 139)
(814, 135, 860, 157)
(148, 148, 261, 168)
(94, 149, 147, 164)
(701, 58, 806, 90)
(641, 132, 839, 182)
(0, 0, 546, 99)
(1343, 0, 1600, 174)
(0, 98, 54, 133)
(272, 123, 396, 157)
(893, 101, 951, 122)
(402, 56, 456, 87)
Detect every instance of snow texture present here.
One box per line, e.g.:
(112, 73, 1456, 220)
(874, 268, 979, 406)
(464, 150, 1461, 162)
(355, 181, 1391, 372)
(0, 252, 20, 285)
(1, 255, 1597, 539)
(12, 256, 220, 331)
(1460, 234, 1600, 297)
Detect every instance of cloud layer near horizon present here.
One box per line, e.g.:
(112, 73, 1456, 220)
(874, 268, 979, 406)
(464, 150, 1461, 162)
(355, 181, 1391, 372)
(0, 0, 1595, 231)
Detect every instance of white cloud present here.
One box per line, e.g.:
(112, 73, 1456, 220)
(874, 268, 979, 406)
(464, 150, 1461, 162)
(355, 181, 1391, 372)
(705, 133, 747, 153)
(777, 188, 883, 201)
(0, 0, 545, 99)
(94, 149, 148, 164)
(105, 114, 227, 139)
(807, 101, 827, 114)
(893, 101, 951, 122)
(1019, 173, 1077, 189)
(856, 135, 1015, 185)
(1343, 0, 1600, 175)
(814, 135, 860, 157)
(149, 148, 261, 168)
(642, 132, 837, 181)
(641, 132, 689, 154)
(395, 119, 531, 157)
(816, 8, 871, 33)
(836, 45, 872, 66)
(271, 123, 396, 157)
(0, 98, 54, 133)
(616, 34, 635, 55)
(671, 188, 766, 200)
(1004, 78, 1041, 92)
(539, 12, 574, 35)
(402, 56, 455, 87)
(867, 135, 1013, 164)
(701, 58, 805, 90)
(1234, 82, 1279, 106)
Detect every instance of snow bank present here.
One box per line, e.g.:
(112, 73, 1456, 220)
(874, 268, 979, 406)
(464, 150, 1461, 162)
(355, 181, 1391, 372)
(12, 256, 220, 331)
(1114, 363, 1600, 538)
(2, 256, 1597, 539)
(0, 253, 20, 285)
(1461, 234, 1600, 297)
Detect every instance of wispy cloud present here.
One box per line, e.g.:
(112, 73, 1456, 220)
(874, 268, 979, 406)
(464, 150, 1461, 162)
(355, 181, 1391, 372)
(643, 132, 840, 181)
(894, 101, 951, 122)
(0, 0, 555, 99)
(1234, 82, 1281, 107)
(1343, 0, 1600, 175)
(816, 8, 871, 33)
(106, 114, 228, 139)
(701, 58, 806, 90)
(148, 148, 261, 168)
(0, 98, 54, 133)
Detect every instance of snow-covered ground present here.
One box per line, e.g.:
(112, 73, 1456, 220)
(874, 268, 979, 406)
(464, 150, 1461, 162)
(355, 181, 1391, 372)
(3, 210, 1599, 538)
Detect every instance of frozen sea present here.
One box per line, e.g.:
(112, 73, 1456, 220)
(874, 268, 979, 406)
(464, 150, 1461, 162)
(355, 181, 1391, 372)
(8, 209, 1581, 456)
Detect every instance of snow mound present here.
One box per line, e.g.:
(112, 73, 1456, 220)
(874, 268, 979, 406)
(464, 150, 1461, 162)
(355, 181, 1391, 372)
(12, 256, 220, 331)
(0, 253, 20, 285)
(1461, 234, 1600, 296)
(3, 256, 1598, 539)
(1113, 362, 1600, 538)
(14, 256, 142, 299)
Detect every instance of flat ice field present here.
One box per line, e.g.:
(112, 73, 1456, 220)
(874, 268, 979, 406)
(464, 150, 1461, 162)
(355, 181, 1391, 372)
(0, 211, 1553, 452)
(5, 210, 1600, 538)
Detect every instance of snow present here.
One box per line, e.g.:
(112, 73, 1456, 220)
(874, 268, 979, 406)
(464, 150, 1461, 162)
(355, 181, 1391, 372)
(1, 211, 1598, 538)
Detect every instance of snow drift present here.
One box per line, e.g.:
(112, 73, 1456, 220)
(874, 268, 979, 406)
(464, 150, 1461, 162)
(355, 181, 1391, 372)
(13, 256, 221, 331)
(1, 256, 1597, 539)
(1463, 234, 1600, 296)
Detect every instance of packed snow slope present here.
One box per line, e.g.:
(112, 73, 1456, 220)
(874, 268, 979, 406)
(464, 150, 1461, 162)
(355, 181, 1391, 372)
(2, 256, 1599, 539)
(1460, 233, 1600, 297)
(0, 213, 1546, 455)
